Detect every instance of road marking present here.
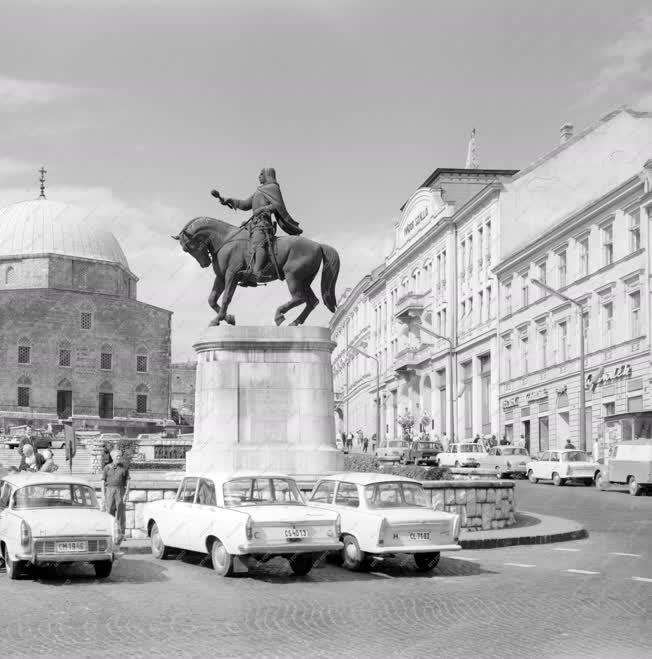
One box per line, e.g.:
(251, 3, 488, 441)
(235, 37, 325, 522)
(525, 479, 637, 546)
(369, 571, 392, 579)
(504, 562, 535, 568)
(449, 556, 479, 562)
(609, 552, 641, 558)
(631, 576, 652, 583)
(565, 569, 599, 575)
(552, 547, 580, 552)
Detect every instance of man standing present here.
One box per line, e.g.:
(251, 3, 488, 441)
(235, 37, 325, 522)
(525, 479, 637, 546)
(102, 449, 130, 544)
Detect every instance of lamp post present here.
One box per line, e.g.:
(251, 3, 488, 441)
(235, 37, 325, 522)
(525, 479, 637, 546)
(530, 278, 586, 449)
(350, 345, 381, 448)
(412, 321, 455, 444)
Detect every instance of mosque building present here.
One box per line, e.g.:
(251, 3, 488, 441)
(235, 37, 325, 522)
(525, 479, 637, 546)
(0, 171, 173, 432)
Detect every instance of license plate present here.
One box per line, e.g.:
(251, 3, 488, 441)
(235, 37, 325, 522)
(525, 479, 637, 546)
(284, 528, 307, 539)
(408, 531, 431, 541)
(56, 541, 87, 553)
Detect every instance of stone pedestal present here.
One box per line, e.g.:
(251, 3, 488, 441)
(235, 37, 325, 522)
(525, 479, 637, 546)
(186, 326, 343, 475)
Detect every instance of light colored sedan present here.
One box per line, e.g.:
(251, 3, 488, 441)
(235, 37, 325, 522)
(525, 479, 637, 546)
(526, 449, 600, 486)
(143, 472, 342, 577)
(375, 440, 409, 463)
(308, 473, 461, 572)
(485, 446, 530, 478)
(0, 472, 120, 580)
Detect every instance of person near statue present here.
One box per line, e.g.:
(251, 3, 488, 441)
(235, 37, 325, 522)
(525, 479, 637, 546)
(212, 167, 302, 285)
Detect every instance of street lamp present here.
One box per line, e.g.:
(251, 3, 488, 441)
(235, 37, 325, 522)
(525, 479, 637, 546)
(350, 345, 381, 447)
(411, 321, 455, 445)
(530, 278, 586, 449)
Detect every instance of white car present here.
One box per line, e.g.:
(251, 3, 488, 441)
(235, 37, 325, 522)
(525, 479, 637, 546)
(436, 442, 485, 468)
(375, 440, 409, 462)
(308, 473, 461, 572)
(526, 449, 600, 486)
(143, 472, 343, 577)
(485, 446, 530, 478)
(0, 472, 120, 580)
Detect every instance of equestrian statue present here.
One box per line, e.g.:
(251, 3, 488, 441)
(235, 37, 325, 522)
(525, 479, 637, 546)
(172, 167, 340, 326)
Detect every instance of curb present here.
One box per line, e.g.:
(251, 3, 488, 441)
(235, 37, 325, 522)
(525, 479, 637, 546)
(120, 513, 588, 555)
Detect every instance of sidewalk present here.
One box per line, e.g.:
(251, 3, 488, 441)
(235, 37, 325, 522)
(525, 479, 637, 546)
(119, 511, 587, 555)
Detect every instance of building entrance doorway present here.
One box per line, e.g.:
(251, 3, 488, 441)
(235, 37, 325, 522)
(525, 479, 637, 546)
(99, 393, 114, 419)
(538, 416, 549, 452)
(558, 411, 570, 447)
(522, 420, 531, 453)
(57, 390, 72, 419)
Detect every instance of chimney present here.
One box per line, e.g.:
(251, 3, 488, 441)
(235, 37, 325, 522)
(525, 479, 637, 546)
(560, 123, 574, 144)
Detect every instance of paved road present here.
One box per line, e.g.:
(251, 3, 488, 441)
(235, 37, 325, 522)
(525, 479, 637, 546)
(2, 482, 650, 659)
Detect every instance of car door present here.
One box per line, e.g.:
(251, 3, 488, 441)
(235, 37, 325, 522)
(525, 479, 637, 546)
(534, 452, 549, 479)
(308, 480, 336, 511)
(332, 481, 361, 533)
(548, 452, 561, 479)
(167, 477, 199, 550)
(192, 478, 219, 554)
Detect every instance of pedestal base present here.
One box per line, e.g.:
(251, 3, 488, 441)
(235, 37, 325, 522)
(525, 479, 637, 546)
(187, 325, 344, 476)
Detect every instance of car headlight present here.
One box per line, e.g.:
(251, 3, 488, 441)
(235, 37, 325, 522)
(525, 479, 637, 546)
(20, 519, 32, 548)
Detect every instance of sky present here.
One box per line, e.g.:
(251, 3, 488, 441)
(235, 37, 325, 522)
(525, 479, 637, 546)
(1, 0, 652, 360)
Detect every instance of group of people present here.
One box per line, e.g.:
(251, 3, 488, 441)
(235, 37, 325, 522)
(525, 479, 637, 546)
(16, 435, 59, 473)
(338, 431, 377, 453)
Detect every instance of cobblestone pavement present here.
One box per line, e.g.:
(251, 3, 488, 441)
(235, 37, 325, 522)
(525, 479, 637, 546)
(2, 483, 650, 659)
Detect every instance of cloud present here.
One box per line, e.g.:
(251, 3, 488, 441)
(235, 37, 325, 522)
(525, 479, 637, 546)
(0, 75, 86, 110)
(586, 11, 652, 107)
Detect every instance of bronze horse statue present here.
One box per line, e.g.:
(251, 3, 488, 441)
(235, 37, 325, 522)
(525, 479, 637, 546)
(172, 216, 340, 326)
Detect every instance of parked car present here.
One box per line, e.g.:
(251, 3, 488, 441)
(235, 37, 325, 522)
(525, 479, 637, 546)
(375, 440, 409, 463)
(0, 472, 120, 580)
(143, 472, 343, 577)
(485, 446, 530, 478)
(435, 443, 484, 468)
(308, 473, 461, 571)
(403, 441, 440, 466)
(595, 440, 652, 496)
(526, 449, 600, 486)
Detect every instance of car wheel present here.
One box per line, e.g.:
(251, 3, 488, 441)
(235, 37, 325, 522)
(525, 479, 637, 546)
(150, 523, 173, 560)
(628, 476, 642, 497)
(414, 552, 441, 572)
(211, 539, 234, 577)
(552, 472, 565, 487)
(4, 546, 24, 580)
(342, 534, 368, 571)
(528, 470, 538, 484)
(94, 560, 113, 579)
(595, 472, 608, 490)
(289, 553, 314, 576)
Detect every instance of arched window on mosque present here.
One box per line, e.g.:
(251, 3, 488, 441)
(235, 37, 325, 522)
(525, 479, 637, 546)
(5, 266, 15, 286)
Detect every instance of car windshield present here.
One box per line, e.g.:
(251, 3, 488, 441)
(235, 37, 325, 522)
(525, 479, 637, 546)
(459, 444, 484, 453)
(364, 482, 428, 509)
(223, 477, 305, 507)
(503, 448, 528, 456)
(414, 442, 435, 449)
(13, 483, 98, 509)
(562, 451, 591, 462)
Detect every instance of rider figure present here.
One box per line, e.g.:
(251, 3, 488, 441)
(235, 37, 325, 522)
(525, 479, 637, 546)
(213, 168, 302, 283)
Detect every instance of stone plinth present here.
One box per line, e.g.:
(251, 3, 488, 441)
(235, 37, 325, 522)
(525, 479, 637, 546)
(186, 326, 343, 475)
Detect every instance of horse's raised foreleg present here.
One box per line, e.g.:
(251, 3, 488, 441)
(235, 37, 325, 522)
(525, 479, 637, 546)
(208, 274, 225, 327)
(289, 284, 319, 326)
(216, 269, 239, 325)
(274, 275, 307, 326)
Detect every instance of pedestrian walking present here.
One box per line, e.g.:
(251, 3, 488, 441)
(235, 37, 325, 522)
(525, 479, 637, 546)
(500, 435, 509, 445)
(371, 433, 377, 453)
(564, 439, 576, 450)
(363, 436, 369, 453)
(473, 433, 481, 444)
(101, 444, 113, 469)
(101, 449, 130, 544)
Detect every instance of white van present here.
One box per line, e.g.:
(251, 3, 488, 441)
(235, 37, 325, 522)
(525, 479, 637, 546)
(596, 441, 652, 496)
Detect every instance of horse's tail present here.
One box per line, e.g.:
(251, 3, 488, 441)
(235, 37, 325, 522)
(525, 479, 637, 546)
(320, 243, 340, 312)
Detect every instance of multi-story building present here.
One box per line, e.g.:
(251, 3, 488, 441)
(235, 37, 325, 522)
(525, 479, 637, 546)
(331, 165, 516, 443)
(0, 198, 173, 431)
(495, 109, 652, 452)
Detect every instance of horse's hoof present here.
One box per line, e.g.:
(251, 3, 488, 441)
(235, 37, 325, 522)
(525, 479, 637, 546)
(274, 313, 285, 326)
(226, 314, 236, 326)
(209, 317, 221, 327)
(289, 320, 302, 327)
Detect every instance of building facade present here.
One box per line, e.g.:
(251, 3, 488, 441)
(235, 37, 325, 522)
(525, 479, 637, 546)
(0, 199, 173, 430)
(170, 361, 197, 425)
(331, 167, 516, 443)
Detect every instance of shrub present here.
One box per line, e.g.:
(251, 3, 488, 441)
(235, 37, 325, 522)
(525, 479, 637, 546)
(129, 461, 185, 471)
(115, 438, 139, 467)
(343, 453, 451, 481)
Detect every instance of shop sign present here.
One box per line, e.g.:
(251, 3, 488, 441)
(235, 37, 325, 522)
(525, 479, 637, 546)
(585, 363, 632, 392)
(525, 388, 548, 403)
(404, 207, 429, 237)
(502, 396, 519, 409)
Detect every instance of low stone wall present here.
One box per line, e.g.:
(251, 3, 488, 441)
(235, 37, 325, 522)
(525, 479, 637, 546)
(88, 473, 515, 539)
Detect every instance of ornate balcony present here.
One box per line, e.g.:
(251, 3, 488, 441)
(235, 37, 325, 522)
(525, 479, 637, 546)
(393, 344, 433, 373)
(394, 292, 430, 324)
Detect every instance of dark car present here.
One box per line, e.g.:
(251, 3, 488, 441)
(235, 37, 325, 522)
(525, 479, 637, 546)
(404, 441, 440, 466)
